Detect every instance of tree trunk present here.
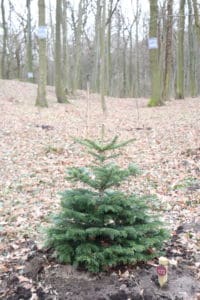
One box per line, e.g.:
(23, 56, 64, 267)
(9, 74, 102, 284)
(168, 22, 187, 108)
(106, 6, 112, 96)
(100, 0, 107, 113)
(36, 0, 48, 107)
(135, 0, 140, 97)
(26, 0, 34, 82)
(148, 0, 162, 106)
(1, 0, 7, 79)
(73, 0, 83, 93)
(188, 0, 197, 97)
(92, 0, 101, 93)
(55, 0, 67, 103)
(62, 0, 68, 91)
(192, 0, 200, 41)
(122, 29, 127, 97)
(176, 0, 185, 99)
(162, 0, 173, 101)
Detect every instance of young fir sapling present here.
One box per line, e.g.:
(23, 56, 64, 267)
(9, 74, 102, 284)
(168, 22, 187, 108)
(46, 136, 168, 272)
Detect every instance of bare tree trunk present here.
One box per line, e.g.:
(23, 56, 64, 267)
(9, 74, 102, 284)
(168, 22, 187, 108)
(73, 0, 83, 92)
(148, 0, 162, 106)
(135, 0, 140, 97)
(188, 0, 197, 97)
(192, 0, 200, 41)
(100, 0, 107, 113)
(176, 0, 185, 99)
(1, 0, 7, 79)
(106, 2, 112, 96)
(36, 0, 48, 107)
(162, 0, 173, 101)
(105, 0, 120, 95)
(62, 0, 68, 91)
(26, 0, 34, 82)
(92, 0, 101, 93)
(55, 0, 67, 103)
(122, 28, 128, 97)
(116, 10, 122, 97)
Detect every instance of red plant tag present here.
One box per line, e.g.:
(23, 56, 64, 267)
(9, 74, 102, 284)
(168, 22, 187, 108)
(156, 265, 167, 276)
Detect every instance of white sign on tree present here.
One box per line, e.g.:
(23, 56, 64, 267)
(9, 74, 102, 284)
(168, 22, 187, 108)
(37, 26, 48, 39)
(148, 37, 158, 49)
(0, 27, 3, 36)
(27, 72, 34, 79)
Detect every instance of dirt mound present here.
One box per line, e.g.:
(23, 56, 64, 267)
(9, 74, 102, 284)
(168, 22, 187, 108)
(1, 223, 200, 300)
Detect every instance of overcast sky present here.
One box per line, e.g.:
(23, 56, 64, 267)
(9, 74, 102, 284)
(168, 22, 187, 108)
(2, 0, 150, 25)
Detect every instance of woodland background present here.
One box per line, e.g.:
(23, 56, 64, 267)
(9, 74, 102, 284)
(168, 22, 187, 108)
(0, 0, 200, 107)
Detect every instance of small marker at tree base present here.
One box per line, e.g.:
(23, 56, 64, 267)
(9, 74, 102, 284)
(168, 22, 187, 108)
(157, 257, 169, 287)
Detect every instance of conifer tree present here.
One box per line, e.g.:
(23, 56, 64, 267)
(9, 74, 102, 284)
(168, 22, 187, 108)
(46, 137, 168, 272)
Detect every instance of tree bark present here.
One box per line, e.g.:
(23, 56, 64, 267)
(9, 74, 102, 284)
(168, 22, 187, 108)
(162, 0, 173, 101)
(73, 0, 84, 93)
(1, 0, 7, 79)
(100, 0, 107, 113)
(192, 0, 200, 41)
(176, 0, 185, 99)
(62, 0, 68, 91)
(36, 0, 48, 107)
(55, 0, 67, 103)
(92, 0, 101, 93)
(148, 0, 162, 106)
(188, 0, 197, 97)
(26, 0, 34, 82)
(135, 0, 140, 97)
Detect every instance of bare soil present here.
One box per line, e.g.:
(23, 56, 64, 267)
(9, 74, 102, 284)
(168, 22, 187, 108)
(1, 224, 200, 300)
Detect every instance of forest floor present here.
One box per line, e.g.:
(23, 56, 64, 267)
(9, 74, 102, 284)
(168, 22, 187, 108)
(0, 79, 200, 300)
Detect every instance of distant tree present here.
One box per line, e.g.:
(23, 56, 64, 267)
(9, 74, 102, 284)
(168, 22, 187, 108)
(100, 0, 107, 113)
(72, 0, 84, 93)
(192, 0, 200, 41)
(62, 0, 68, 91)
(161, 0, 173, 101)
(135, 0, 141, 97)
(26, 0, 34, 83)
(176, 0, 185, 99)
(148, 0, 162, 106)
(55, 0, 67, 103)
(92, 0, 101, 93)
(1, 0, 7, 79)
(105, 0, 120, 95)
(36, 0, 48, 107)
(188, 0, 197, 97)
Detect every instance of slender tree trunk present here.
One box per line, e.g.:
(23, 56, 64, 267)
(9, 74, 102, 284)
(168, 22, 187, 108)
(73, 0, 83, 92)
(92, 0, 101, 93)
(36, 0, 48, 107)
(106, 13, 111, 95)
(176, 0, 185, 99)
(148, 0, 162, 106)
(62, 0, 68, 91)
(135, 0, 140, 97)
(100, 0, 107, 113)
(122, 30, 127, 97)
(188, 0, 196, 97)
(116, 10, 121, 97)
(55, 0, 67, 103)
(192, 0, 200, 41)
(162, 0, 173, 101)
(128, 28, 133, 96)
(1, 0, 7, 79)
(26, 0, 34, 82)
(47, 0, 55, 85)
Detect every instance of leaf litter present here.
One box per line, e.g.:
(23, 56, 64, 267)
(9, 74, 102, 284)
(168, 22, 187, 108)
(0, 79, 199, 299)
